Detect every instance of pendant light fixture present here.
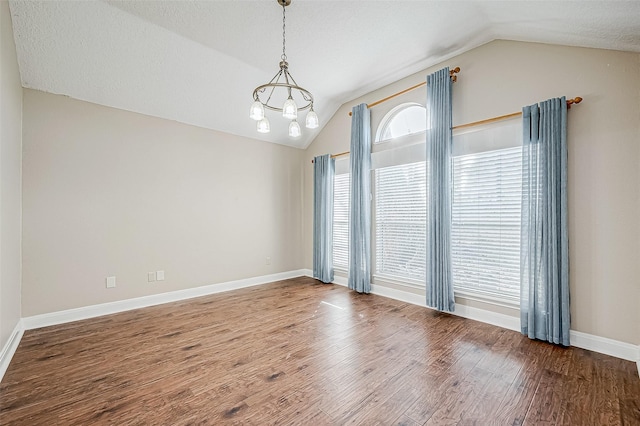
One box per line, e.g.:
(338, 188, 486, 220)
(249, 0, 317, 138)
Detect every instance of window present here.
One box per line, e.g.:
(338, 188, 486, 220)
(372, 103, 427, 284)
(374, 161, 426, 282)
(370, 102, 521, 303)
(332, 173, 350, 270)
(451, 146, 522, 303)
(375, 103, 426, 143)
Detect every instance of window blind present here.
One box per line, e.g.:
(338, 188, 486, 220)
(375, 161, 426, 281)
(332, 173, 350, 270)
(451, 147, 522, 302)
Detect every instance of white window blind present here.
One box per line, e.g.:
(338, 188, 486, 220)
(451, 147, 522, 302)
(375, 161, 426, 281)
(332, 173, 349, 270)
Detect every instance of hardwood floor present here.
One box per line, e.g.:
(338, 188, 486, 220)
(1, 277, 638, 425)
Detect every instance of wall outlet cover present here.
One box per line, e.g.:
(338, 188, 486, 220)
(106, 276, 116, 288)
(147, 272, 156, 282)
(156, 270, 165, 281)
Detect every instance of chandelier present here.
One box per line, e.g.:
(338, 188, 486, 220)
(249, 0, 318, 138)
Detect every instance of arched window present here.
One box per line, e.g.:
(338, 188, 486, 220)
(373, 102, 427, 282)
(375, 103, 427, 143)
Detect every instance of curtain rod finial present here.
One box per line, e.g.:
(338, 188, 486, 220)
(567, 97, 583, 108)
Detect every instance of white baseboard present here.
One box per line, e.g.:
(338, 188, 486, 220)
(0, 320, 24, 382)
(332, 274, 348, 287)
(451, 303, 521, 332)
(23, 269, 307, 330)
(303, 269, 639, 367)
(569, 330, 640, 364)
(371, 280, 521, 332)
(11, 269, 640, 379)
(303, 269, 520, 331)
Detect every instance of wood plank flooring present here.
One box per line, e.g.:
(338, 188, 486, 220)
(1, 277, 638, 425)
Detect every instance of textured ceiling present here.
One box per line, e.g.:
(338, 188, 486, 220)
(8, 1, 640, 149)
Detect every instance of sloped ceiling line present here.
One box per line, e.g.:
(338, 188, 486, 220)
(9, 1, 640, 149)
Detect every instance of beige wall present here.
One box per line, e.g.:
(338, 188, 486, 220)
(22, 90, 303, 316)
(0, 0, 23, 348)
(11, 37, 640, 348)
(303, 40, 640, 346)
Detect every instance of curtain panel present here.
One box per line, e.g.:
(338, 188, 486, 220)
(313, 154, 335, 283)
(521, 97, 570, 346)
(348, 103, 372, 294)
(425, 67, 455, 312)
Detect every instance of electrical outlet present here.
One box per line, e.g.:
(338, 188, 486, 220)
(266, 256, 271, 265)
(147, 272, 156, 282)
(156, 270, 165, 281)
(106, 276, 116, 288)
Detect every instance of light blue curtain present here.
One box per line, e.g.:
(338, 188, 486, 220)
(348, 103, 371, 293)
(521, 97, 570, 346)
(425, 67, 455, 312)
(313, 154, 335, 283)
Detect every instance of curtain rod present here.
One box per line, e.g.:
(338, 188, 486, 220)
(310, 151, 349, 164)
(312, 97, 582, 163)
(452, 97, 583, 130)
(347, 67, 461, 117)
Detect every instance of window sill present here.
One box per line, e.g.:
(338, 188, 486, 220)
(333, 266, 348, 276)
(372, 274, 425, 291)
(340, 270, 520, 311)
(453, 289, 519, 310)
(375, 274, 519, 310)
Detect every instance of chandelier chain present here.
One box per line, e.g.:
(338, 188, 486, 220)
(281, 3, 287, 61)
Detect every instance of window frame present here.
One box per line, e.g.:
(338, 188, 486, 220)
(332, 164, 350, 273)
(368, 103, 522, 308)
(371, 103, 428, 288)
(373, 160, 427, 285)
(375, 102, 427, 144)
(450, 146, 523, 308)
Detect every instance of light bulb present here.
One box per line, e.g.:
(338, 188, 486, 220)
(257, 117, 270, 133)
(249, 101, 264, 121)
(288, 120, 301, 137)
(305, 109, 319, 129)
(282, 96, 298, 119)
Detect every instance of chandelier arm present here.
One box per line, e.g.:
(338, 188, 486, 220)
(286, 71, 299, 87)
(263, 69, 284, 105)
(267, 67, 283, 85)
(285, 72, 311, 103)
(264, 84, 278, 107)
(253, 68, 283, 102)
(253, 83, 313, 112)
(263, 103, 313, 113)
(283, 69, 292, 92)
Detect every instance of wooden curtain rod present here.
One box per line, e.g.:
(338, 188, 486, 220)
(311, 97, 582, 163)
(347, 67, 460, 116)
(452, 97, 583, 130)
(310, 151, 349, 163)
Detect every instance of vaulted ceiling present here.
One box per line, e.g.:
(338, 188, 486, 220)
(8, 1, 640, 148)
